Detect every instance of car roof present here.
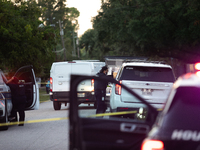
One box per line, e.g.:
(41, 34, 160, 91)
(174, 73, 200, 88)
(122, 62, 172, 68)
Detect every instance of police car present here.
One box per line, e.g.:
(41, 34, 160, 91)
(141, 72, 200, 150)
(0, 65, 39, 130)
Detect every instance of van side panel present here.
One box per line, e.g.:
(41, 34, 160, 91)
(71, 63, 93, 75)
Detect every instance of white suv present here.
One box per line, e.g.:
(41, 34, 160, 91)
(109, 61, 175, 116)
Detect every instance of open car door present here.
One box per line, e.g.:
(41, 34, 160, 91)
(69, 75, 159, 150)
(14, 65, 39, 110)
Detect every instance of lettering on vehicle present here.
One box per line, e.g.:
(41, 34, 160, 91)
(171, 130, 200, 141)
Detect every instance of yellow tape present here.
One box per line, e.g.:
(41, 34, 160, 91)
(0, 117, 68, 127)
(89, 111, 138, 117)
(0, 108, 163, 126)
(37, 82, 50, 84)
(157, 108, 163, 111)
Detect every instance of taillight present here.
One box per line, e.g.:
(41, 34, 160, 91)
(115, 81, 122, 95)
(50, 77, 53, 92)
(195, 63, 200, 70)
(91, 79, 94, 91)
(141, 140, 164, 150)
(194, 63, 200, 78)
(196, 71, 200, 78)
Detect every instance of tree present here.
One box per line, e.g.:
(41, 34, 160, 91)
(88, 0, 200, 63)
(38, 0, 80, 61)
(0, 0, 55, 74)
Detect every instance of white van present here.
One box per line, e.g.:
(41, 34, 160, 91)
(50, 61, 105, 110)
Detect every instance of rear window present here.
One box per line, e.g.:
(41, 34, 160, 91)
(163, 87, 200, 129)
(119, 66, 175, 82)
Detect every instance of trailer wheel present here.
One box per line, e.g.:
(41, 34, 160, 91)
(53, 101, 61, 110)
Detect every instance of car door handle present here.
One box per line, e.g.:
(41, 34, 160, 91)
(120, 123, 149, 133)
(120, 123, 136, 132)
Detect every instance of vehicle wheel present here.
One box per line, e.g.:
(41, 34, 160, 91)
(0, 101, 9, 130)
(53, 101, 61, 110)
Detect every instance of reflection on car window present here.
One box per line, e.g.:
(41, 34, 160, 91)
(77, 79, 149, 122)
(163, 87, 200, 128)
(120, 66, 175, 82)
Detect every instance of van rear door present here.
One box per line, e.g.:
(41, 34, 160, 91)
(53, 63, 72, 92)
(14, 65, 39, 110)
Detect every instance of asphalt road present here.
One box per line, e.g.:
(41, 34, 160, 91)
(0, 101, 69, 150)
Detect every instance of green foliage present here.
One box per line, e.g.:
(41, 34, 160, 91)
(37, 0, 80, 61)
(0, 0, 55, 75)
(80, 0, 200, 63)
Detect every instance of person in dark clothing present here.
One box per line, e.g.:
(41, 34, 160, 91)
(94, 66, 109, 115)
(7, 76, 27, 126)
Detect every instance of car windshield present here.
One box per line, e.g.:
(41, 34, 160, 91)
(163, 87, 200, 129)
(120, 66, 175, 82)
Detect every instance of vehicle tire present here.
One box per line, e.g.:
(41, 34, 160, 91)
(0, 101, 9, 130)
(53, 101, 61, 110)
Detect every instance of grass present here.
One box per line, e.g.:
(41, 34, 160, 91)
(39, 87, 50, 103)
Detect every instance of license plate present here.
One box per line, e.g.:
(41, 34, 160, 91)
(142, 89, 152, 95)
(78, 93, 85, 97)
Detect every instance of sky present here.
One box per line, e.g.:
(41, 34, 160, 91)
(67, 0, 102, 37)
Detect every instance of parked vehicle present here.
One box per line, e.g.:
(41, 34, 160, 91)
(50, 61, 105, 110)
(141, 72, 200, 150)
(109, 61, 175, 117)
(0, 65, 39, 130)
(69, 74, 159, 150)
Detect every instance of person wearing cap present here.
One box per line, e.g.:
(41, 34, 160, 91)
(7, 76, 27, 126)
(94, 66, 109, 115)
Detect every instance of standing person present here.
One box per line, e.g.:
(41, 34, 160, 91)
(7, 76, 27, 126)
(46, 78, 50, 94)
(94, 66, 109, 115)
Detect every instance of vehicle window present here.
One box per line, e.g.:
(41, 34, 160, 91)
(120, 66, 175, 82)
(77, 79, 149, 122)
(15, 68, 33, 83)
(163, 87, 200, 129)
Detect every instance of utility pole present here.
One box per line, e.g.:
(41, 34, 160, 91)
(76, 32, 80, 58)
(72, 30, 76, 57)
(59, 20, 67, 61)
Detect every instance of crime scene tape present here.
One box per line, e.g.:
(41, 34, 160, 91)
(0, 108, 163, 126)
(89, 111, 138, 117)
(0, 117, 68, 127)
(89, 108, 163, 117)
